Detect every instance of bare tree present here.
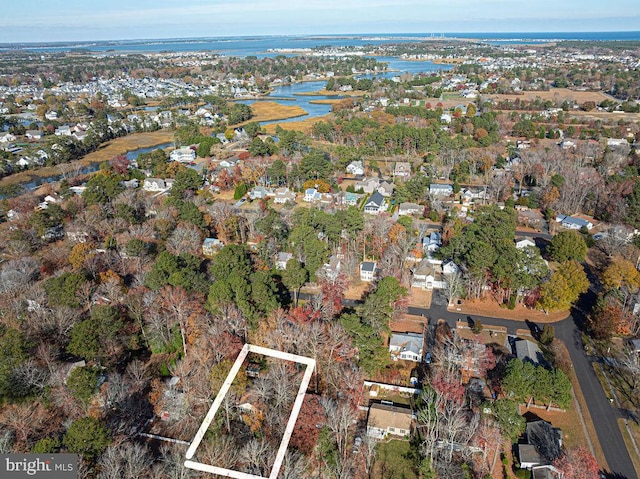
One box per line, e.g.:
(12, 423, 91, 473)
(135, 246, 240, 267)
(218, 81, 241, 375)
(240, 438, 274, 476)
(165, 223, 203, 257)
(98, 442, 153, 479)
(0, 257, 40, 292)
(444, 271, 464, 306)
(598, 225, 633, 258)
(320, 397, 356, 463)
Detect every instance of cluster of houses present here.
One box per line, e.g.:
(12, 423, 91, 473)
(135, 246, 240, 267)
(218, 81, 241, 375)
(359, 313, 565, 478)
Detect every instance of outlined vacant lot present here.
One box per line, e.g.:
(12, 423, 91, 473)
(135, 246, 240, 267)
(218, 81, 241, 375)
(184, 344, 316, 479)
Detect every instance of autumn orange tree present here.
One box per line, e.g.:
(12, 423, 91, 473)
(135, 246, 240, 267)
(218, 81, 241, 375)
(601, 256, 640, 307)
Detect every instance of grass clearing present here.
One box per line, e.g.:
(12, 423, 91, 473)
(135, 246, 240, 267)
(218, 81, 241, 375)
(374, 439, 417, 479)
(263, 114, 332, 135)
(240, 101, 308, 125)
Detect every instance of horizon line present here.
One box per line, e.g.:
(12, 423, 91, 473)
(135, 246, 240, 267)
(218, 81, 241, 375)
(1, 30, 639, 47)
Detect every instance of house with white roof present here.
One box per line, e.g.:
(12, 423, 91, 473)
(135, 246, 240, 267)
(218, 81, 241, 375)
(273, 187, 296, 204)
(170, 147, 196, 163)
(398, 202, 421, 216)
(275, 252, 293, 270)
(143, 178, 168, 192)
(25, 130, 42, 140)
(346, 160, 364, 176)
(0, 133, 16, 143)
(442, 260, 460, 276)
(394, 162, 411, 178)
(429, 183, 453, 197)
(516, 238, 537, 249)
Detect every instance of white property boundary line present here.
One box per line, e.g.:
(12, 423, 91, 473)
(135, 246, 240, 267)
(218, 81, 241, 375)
(184, 344, 316, 479)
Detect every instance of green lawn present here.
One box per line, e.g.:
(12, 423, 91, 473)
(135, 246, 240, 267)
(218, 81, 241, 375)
(374, 439, 417, 479)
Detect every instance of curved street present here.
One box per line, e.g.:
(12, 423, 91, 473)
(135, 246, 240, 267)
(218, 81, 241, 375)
(405, 299, 637, 479)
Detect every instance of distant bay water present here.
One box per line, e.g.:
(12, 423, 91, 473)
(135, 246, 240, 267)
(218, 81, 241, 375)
(2, 32, 639, 54)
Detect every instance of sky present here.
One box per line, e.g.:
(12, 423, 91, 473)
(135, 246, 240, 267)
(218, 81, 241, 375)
(0, 0, 638, 44)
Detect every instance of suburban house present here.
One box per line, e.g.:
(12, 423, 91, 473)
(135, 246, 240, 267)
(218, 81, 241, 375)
(202, 238, 225, 257)
(360, 262, 377, 282)
(25, 130, 42, 140)
(304, 188, 322, 203)
(366, 403, 413, 439)
(429, 183, 454, 197)
(54, 125, 72, 136)
(336, 191, 362, 207)
(555, 214, 593, 230)
(249, 186, 272, 200)
(398, 202, 421, 216)
(364, 191, 387, 215)
(143, 178, 168, 192)
(442, 259, 460, 276)
(0, 132, 15, 144)
(518, 420, 563, 470)
(377, 181, 394, 197)
(322, 255, 342, 281)
(423, 232, 442, 253)
(516, 238, 537, 249)
(275, 252, 293, 270)
(513, 339, 546, 366)
(389, 332, 424, 362)
(461, 187, 486, 203)
(411, 259, 436, 290)
(346, 160, 365, 176)
(170, 147, 196, 163)
(394, 162, 411, 178)
(354, 177, 380, 194)
(272, 187, 296, 204)
(16, 157, 32, 168)
(219, 159, 238, 168)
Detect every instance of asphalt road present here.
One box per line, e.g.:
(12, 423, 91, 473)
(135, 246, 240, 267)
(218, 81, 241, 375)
(407, 296, 637, 479)
(316, 285, 637, 477)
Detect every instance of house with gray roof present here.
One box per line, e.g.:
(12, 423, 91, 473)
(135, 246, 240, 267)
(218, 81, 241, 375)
(555, 214, 593, 230)
(514, 339, 546, 366)
(364, 191, 387, 215)
(518, 420, 562, 470)
(411, 259, 436, 290)
(389, 332, 424, 362)
(360, 261, 377, 282)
